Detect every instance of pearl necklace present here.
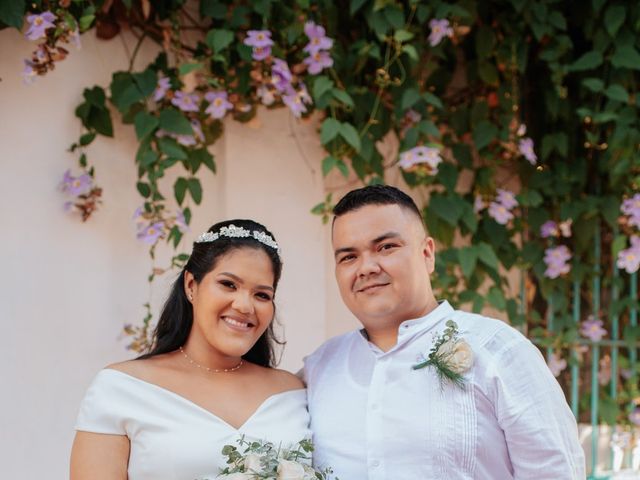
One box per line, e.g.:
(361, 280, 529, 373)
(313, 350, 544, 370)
(179, 346, 244, 373)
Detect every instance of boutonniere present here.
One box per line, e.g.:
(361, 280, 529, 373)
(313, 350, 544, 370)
(412, 319, 474, 389)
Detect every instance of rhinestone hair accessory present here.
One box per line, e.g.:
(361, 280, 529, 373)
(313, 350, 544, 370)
(194, 224, 281, 255)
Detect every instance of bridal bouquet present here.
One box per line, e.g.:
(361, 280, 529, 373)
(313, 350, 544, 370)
(216, 436, 335, 480)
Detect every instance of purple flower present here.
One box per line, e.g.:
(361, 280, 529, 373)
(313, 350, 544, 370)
(244, 30, 274, 48)
(25, 11, 56, 41)
(496, 188, 518, 210)
(540, 220, 559, 238)
(304, 50, 334, 75)
(175, 210, 189, 233)
(543, 245, 572, 279)
(617, 236, 640, 274)
(488, 201, 514, 225)
(547, 352, 567, 377)
(517, 124, 527, 136)
(271, 59, 293, 93)
(474, 194, 486, 213)
(61, 169, 92, 196)
(518, 137, 537, 165)
(133, 206, 145, 224)
(303, 21, 334, 53)
(598, 355, 611, 386)
(204, 91, 233, 119)
(398, 145, 442, 173)
(171, 91, 200, 112)
(69, 27, 81, 49)
(251, 45, 272, 61)
(22, 59, 37, 85)
(580, 316, 607, 342)
(153, 76, 171, 102)
(622, 193, 640, 228)
(428, 18, 453, 47)
(257, 85, 276, 106)
(629, 408, 640, 426)
(558, 219, 572, 238)
(283, 84, 313, 118)
(137, 222, 165, 245)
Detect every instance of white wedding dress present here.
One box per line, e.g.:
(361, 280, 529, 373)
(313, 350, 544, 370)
(75, 369, 311, 480)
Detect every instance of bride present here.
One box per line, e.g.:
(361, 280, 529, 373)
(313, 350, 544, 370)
(70, 219, 309, 479)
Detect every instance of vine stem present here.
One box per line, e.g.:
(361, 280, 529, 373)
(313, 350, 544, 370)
(128, 31, 147, 72)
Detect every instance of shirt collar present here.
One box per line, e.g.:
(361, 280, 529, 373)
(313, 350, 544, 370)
(359, 300, 455, 355)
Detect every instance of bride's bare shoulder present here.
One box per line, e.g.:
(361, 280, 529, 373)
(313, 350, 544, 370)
(105, 353, 175, 378)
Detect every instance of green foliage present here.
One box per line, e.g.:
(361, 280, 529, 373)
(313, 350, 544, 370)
(19, 0, 639, 423)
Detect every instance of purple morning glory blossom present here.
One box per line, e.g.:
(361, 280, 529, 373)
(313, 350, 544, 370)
(61, 169, 92, 196)
(428, 18, 454, 47)
(175, 210, 189, 233)
(621, 193, 640, 228)
(205, 91, 233, 119)
(617, 236, 640, 274)
(271, 58, 293, 93)
(547, 352, 567, 377)
(579, 316, 607, 342)
(137, 222, 165, 245)
(244, 30, 274, 48)
(629, 408, 640, 426)
(543, 245, 572, 279)
(488, 201, 514, 225)
(171, 91, 200, 112)
(496, 188, 518, 210)
(540, 220, 559, 238)
(257, 85, 276, 106)
(304, 50, 334, 75)
(283, 84, 312, 118)
(153, 76, 171, 102)
(398, 146, 442, 173)
(251, 45, 272, 61)
(474, 194, 486, 213)
(22, 59, 37, 85)
(303, 21, 334, 53)
(519, 137, 537, 165)
(25, 11, 56, 41)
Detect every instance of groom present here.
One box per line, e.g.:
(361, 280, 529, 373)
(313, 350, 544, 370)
(303, 185, 585, 479)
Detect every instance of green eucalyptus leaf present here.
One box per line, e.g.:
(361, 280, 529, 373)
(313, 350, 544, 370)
(582, 78, 604, 92)
(332, 89, 355, 108)
(477, 242, 500, 270)
(394, 29, 414, 42)
(402, 44, 419, 61)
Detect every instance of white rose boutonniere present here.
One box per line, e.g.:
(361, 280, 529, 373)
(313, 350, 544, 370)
(413, 319, 474, 389)
(277, 459, 306, 479)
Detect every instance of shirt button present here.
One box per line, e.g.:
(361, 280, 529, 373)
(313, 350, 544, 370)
(371, 460, 380, 467)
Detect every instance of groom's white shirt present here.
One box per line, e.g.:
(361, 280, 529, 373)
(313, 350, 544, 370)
(303, 301, 585, 479)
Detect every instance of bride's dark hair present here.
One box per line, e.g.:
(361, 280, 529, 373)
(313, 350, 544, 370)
(138, 219, 284, 367)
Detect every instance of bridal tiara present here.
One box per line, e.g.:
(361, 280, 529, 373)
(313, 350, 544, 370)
(194, 224, 281, 256)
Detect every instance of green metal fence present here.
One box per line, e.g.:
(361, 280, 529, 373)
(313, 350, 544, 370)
(529, 230, 639, 478)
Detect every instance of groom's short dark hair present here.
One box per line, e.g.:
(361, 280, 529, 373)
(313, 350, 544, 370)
(332, 184, 423, 224)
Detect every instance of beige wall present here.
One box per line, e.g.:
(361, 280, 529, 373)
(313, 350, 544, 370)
(0, 29, 357, 478)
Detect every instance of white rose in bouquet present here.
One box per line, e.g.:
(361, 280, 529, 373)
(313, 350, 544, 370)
(438, 339, 473, 374)
(244, 453, 263, 474)
(276, 459, 306, 480)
